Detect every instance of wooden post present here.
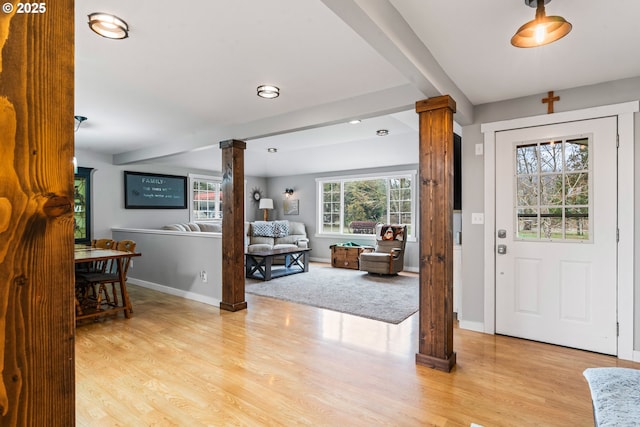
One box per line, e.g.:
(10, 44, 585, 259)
(0, 1, 76, 424)
(219, 139, 248, 312)
(415, 95, 457, 372)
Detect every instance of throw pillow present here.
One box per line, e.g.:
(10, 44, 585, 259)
(380, 225, 404, 241)
(273, 220, 290, 238)
(252, 221, 275, 237)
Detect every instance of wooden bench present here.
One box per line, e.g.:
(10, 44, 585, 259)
(583, 367, 640, 426)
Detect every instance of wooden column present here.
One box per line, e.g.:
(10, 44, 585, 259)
(219, 139, 248, 312)
(0, 1, 76, 425)
(415, 95, 457, 372)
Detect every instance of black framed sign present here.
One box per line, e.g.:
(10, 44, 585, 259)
(124, 171, 187, 209)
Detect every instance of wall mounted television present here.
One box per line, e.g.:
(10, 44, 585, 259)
(124, 171, 188, 209)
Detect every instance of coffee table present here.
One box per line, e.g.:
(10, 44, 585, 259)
(245, 247, 311, 281)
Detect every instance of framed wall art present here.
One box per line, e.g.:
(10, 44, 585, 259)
(283, 199, 299, 215)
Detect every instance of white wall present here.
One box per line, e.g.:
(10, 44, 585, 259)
(113, 228, 223, 305)
(460, 75, 640, 350)
(75, 149, 267, 237)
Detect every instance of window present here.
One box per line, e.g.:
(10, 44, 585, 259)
(317, 171, 416, 237)
(514, 136, 591, 241)
(189, 174, 223, 221)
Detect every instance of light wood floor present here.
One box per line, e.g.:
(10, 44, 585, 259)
(76, 271, 639, 427)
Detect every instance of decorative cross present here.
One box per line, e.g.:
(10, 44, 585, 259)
(542, 91, 560, 114)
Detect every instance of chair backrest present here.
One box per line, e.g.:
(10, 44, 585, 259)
(92, 238, 115, 249)
(115, 240, 136, 277)
(374, 224, 407, 253)
(115, 240, 136, 253)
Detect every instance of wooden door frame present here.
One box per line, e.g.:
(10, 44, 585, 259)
(481, 101, 638, 361)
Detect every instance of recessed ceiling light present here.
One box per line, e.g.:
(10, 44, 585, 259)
(376, 129, 389, 136)
(88, 12, 129, 39)
(257, 85, 280, 99)
(349, 119, 361, 125)
(267, 147, 278, 153)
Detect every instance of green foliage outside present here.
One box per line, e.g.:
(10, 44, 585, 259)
(343, 179, 386, 228)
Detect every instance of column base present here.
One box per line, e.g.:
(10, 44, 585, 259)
(219, 301, 248, 312)
(416, 351, 456, 372)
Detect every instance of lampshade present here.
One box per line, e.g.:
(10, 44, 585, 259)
(259, 198, 274, 210)
(511, 0, 572, 48)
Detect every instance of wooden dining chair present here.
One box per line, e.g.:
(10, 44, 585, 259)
(79, 240, 137, 315)
(75, 238, 117, 311)
(77, 238, 115, 274)
(92, 238, 115, 249)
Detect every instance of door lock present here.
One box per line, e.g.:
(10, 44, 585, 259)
(497, 244, 507, 255)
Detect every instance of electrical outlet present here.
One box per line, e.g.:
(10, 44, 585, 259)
(200, 270, 208, 283)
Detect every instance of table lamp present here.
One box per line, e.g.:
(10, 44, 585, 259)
(259, 198, 273, 221)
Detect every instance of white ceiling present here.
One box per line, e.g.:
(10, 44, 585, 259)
(75, 0, 640, 177)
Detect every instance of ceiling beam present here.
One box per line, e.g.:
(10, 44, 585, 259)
(321, 0, 474, 125)
(113, 84, 423, 165)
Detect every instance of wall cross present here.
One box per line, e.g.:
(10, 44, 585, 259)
(542, 91, 560, 114)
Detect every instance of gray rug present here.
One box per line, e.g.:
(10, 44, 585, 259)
(246, 266, 419, 324)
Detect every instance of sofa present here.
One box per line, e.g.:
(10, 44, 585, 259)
(245, 220, 309, 253)
(162, 222, 222, 232)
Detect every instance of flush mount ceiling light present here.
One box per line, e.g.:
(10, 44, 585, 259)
(376, 129, 389, 136)
(88, 12, 129, 39)
(267, 147, 278, 153)
(511, 0, 572, 48)
(349, 119, 361, 125)
(257, 85, 280, 99)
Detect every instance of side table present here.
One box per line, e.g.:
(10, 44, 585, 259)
(330, 244, 374, 270)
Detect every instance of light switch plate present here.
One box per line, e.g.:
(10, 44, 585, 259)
(471, 213, 484, 224)
(475, 144, 483, 156)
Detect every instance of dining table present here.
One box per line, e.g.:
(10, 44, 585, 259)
(74, 246, 141, 321)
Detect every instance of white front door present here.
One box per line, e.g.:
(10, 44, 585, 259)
(495, 117, 617, 355)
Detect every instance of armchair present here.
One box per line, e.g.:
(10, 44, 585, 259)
(359, 224, 407, 275)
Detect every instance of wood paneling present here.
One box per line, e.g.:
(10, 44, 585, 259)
(219, 139, 247, 312)
(76, 280, 640, 426)
(0, 2, 75, 425)
(415, 96, 457, 372)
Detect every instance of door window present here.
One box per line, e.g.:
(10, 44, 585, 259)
(514, 136, 591, 241)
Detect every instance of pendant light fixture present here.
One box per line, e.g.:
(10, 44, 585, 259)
(73, 116, 87, 174)
(511, 0, 572, 48)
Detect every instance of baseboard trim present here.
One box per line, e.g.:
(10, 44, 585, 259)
(459, 320, 485, 333)
(633, 351, 640, 363)
(127, 278, 221, 307)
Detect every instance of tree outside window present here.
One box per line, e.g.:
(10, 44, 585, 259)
(515, 137, 590, 240)
(318, 172, 415, 237)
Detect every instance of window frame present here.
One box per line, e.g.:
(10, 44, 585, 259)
(316, 170, 417, 239)
(189, 173, 223, 222)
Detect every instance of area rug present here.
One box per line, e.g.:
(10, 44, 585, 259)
(245, 266, 418, 324)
